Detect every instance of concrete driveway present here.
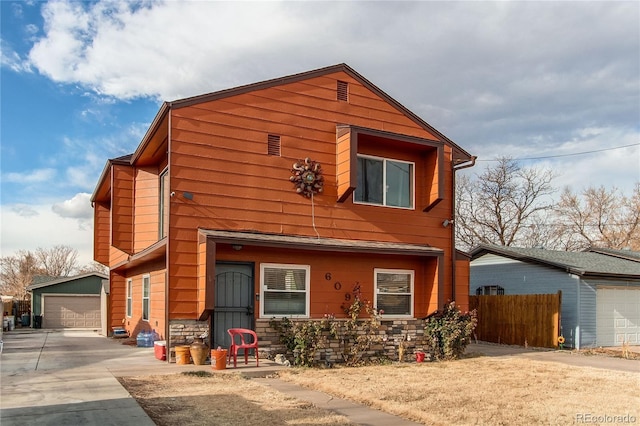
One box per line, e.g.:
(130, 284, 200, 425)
(466, 343, 640, 373)
(2, 330, 636, 426)
(1, 329, 159, 426)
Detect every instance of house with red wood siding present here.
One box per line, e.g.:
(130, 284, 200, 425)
(91, 64, 475, 359)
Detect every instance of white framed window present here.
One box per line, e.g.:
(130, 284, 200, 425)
(159, 169, 169, 239)
(142, 274, 150, 321)
(354, 155, 414, 209)
(260, 263, 310, 318)
(476, 285, 505, 295)
(126, 279, 133, 317)
(374, 269, 414, 317)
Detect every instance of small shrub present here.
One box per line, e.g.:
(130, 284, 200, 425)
(270, 316, 337, 367)
(340, 295, 383, 366)
(424, 302, 477, 361)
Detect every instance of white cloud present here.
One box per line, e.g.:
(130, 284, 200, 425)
(0, 203, 94, 265)
(2, 168, 56, 183)
(52, 192, 92, 220)
(0, 40, 32, 73)
(11, 204, 39, 218)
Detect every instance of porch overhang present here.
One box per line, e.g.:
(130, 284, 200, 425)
(196, 229, 445, 320)
(199, 229, 444, 257)
(111, 238, 167, 273)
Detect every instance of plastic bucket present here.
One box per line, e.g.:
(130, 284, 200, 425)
(211, 349, 227, 370)
(416, 352, 426, 363)
(175, 345, 191, 365)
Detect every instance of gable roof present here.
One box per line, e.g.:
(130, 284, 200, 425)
(586, 247, 640, 262)
(92, 63, 474, 203)
(470, 244, 640, 279)
(138, 63, 472, 164)
(26, 272, 108, 291)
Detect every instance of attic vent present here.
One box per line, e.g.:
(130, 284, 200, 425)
(337, 80, 348, 101)
(267, 134, 281, 156)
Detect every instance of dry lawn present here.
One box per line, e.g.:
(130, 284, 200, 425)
(121, 357, 639, 426)
(118, 372, 353, 426)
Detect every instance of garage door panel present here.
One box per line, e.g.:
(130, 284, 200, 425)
(597, 288, 640, 347)
(43, 296, 101, 329)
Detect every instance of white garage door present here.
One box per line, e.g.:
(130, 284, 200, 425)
(596, 287, 640, 346)
(43, 296, 101, 329)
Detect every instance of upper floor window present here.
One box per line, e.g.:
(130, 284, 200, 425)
(354, 155, 414, 209)
(260, 263, 310, 318)
(159, 169, 169, 239)
(374, 269, 414, 317)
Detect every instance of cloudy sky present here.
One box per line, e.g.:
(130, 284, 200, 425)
(1, 0, 638, 266)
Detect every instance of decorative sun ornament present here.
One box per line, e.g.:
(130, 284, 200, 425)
(290, 157, 324, 198)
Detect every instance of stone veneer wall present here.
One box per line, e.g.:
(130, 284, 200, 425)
(255, 318, 430, 364)
(168, 319, 209, 361)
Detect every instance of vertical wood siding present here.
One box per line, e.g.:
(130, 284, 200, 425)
(336, 128, 355, 202)
(164, 71, 456, 318)
(109, 272, 126, 331)
(118, 264, 166, 339)
(212, 245, 439, 319)
(469, 293, 561, 348)
(93, 202, 110, 265)
(471, 258, 579, 347)
(196, 238, 207, 317)
(455, 258, 470, 312)
(133, 166, 160, 252)
(111, 165, 134, 254)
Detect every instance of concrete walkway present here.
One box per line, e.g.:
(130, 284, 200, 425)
(0, 329, 422, 426)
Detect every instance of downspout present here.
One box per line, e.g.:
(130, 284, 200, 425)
(164, 107, 172, 361)
(575, 277, 581, 350)
(451, 156, 477, 304)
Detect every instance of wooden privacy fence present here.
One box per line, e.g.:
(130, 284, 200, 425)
(469, 292, 561, 348)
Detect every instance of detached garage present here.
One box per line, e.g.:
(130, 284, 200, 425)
(470, 245, 640, 349)
(27, 273, 108, 330)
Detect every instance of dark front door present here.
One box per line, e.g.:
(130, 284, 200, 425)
(213, 263, 254, 349)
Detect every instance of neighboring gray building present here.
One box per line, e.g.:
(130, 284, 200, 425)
(470, 245, 640, 349)
(27, 273, 108, 331)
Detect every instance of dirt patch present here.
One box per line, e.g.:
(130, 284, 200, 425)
(121, 356, 639, 425)
(118, 371, 353, 426)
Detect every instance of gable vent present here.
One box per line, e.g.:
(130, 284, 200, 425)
(267, 134, 281, 156)
(337, 80, 348, 101)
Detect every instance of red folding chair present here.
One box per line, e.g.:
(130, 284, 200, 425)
(227, 328, 259, 368)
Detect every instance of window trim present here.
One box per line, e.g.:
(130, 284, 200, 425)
(142, 274, 150, 322)
(374, 268, 414, 318)
(126, 279, 132, 318)
(260, 263, 310, 319)
(159, 168, 169, 239)
(354, 154, 415, 210)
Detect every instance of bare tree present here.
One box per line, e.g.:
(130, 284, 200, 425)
(455, 158, 556, 250)
(1, 245, 81, 297)
(35, 245, 78, 277)
(76, 261, 108, 275)
(0, 250, 42, 298)
(554, 183, 640, 250)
